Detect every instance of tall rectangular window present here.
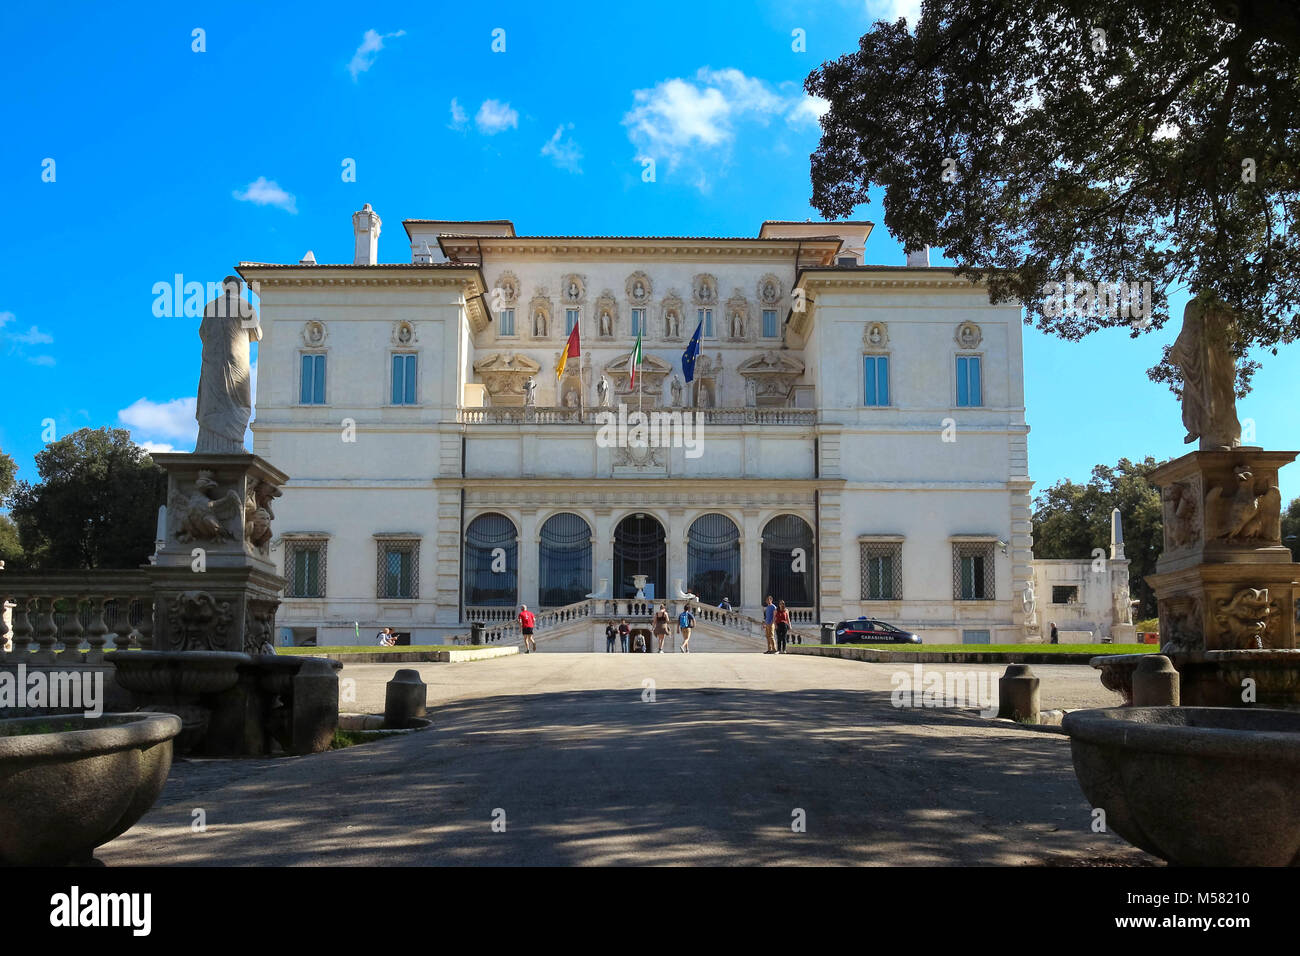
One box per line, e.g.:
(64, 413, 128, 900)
(699, 308, 713, 337)
(952, 543, 995, 600)
(377, 540, 419, 599)
(860, 541, 902, 600)
(499, 308, 515, 336)
(631, 308, 645, 336)
(566, 309, 579, 334)
(300, 354, 326, 405)
(286, 541, 326, 598)
(864, 355, 890, 406)
(391, 354, 417, 405)
(762, 309, 778, 338)
(956, 355, 983, 407)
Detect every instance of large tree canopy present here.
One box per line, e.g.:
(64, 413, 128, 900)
(0, 448, 19, 567)
(1031, 457, 1164, 617)
(8, 428, 165, 570)
(806, 0, 1300, 391)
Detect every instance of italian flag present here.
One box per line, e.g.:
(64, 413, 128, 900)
(555, 323, 581, 379)
(629, 332, 643, 388)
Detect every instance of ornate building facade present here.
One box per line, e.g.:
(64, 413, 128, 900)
(241, 207, 1037, 649)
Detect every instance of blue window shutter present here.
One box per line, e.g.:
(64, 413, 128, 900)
(878, 357, 889, 406)
(970, 357, 982, 406)
(314, 356, 325, 404)
(957, 357, 969, 406)
(300, 355, 312, 404)
(404, 355, 416, 404)
(391, 354, 402, 404)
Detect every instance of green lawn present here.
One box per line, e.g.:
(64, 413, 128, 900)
(279, 644, 470, 655)
(832, 642, 1154, 654)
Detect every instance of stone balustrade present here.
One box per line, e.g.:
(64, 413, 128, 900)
(1, 571, 154, 666)
(459, 406, 817, 426)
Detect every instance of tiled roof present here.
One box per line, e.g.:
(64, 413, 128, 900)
(236, 261, 476, 269)
(435, 234, 846, 242)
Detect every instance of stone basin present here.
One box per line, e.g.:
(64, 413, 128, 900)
(1062, 706, 1300, 866)
(0, 712, 181, 865)
(108, 650, 252, 697)
(1092, 650, 1300, 708)
(254, 654, 342, 696)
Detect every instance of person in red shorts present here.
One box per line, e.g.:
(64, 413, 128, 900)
(518, 604, 537, 653)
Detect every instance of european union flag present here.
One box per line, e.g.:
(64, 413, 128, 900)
(682, 320, 703, 383)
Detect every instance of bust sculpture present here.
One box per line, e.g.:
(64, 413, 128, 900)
(1169, 295, 1242, 450)
(196, 277, 260, 453)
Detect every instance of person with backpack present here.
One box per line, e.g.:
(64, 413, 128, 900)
(605, 621, 617, 653)
(518, 604, 537, 653)
(774, 600, 791, 654)
(677, 604, 696, 654)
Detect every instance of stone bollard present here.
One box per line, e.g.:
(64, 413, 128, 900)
(1132, 654, 1180, 707)
(997, 663, 1041, 722)
(292, 659, 340, 754)
(384, 668, 427, 729)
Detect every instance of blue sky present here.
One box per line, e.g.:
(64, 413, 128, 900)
(2, 0, 1297, 506)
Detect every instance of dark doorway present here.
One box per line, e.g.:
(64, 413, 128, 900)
(613, 513, 667, 599)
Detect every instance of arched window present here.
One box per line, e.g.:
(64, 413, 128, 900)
(539, 513, 592, 607)
(687, 514, 740, 606)
(464, 513, 518, 606)
(762, 514, 815, 607)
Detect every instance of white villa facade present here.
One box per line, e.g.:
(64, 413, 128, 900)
(241, 205, 1041, 649)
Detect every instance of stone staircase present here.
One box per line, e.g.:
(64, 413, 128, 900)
(473, 599, 818, 652)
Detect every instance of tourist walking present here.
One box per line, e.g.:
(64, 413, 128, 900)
(775, 600, 791, 654)
(605, 621, 617, 653)
(763, 595, 777, 653)
(618, 619, 631, 653)
(718, 596, 733, 611)
(678, 604, 696, 653)
(652, 604, 671, 653)
(1049, 621, 1059, 645)
(518, 604, 537, 653)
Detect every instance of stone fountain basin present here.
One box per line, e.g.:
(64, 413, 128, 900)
(107, 650, 252, 697)
(254, 654, 342, 696)
(1062, 706, 1300, 866)
(0, 712, 181, 865)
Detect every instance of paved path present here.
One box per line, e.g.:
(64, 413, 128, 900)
(100, 654, 1148, 866)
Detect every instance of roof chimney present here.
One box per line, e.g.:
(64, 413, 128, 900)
(905, 246, 930, 267)
(352, 203, 382, 265)
(414, 240, 435, 264)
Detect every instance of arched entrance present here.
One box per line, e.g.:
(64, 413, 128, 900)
(613, 513, 667, 600)
(761, 514, 815, 607)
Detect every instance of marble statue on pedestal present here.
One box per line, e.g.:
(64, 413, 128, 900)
(196, 277, 260, 454)
(1169, 296, 1242, 451)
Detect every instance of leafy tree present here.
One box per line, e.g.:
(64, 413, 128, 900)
(0, 448, 19, 567)
(805, 1, 1300, 393)
(1284, 496, 1300, 561)
(8, 428, 165, 570)
(1031, 457, 1165, 617)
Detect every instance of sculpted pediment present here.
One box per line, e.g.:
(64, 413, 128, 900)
(473, 352, 542, 405)
(737, 351, 805, 376)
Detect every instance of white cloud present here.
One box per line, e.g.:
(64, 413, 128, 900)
(866, 0, 922, 25)
(348, 28, 406, 81)
(118, 397, 198, 444)
(476, 99, 518, 135)
(0, 310, 56, 365)
(623, 68, 829, 185)
(136, 441, 178, 454)
(448, 97, 468, 130)
(541, 124, 583, 173)
(232, 177, 298, 214)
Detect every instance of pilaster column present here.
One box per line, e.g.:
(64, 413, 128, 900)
(742, 512, 762, 611)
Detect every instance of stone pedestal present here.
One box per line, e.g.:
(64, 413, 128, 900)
(147, 453, 289, 654)
(1147, 449, 1299, 655)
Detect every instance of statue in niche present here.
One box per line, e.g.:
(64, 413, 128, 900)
(568, 279, 580, 300)
(670, 376, 683, 407)
(523, 377, 537, 407)
(730, 310, 744, 338)
(196, 277, 260, 453)
(1169, 295, 1242, 450)
(533, 310, 548, 337)
(597, 375, 612, 407)
(600, 309, 613, 336)
(633, 280, 646, 300)
(666, 309, 681, 338)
